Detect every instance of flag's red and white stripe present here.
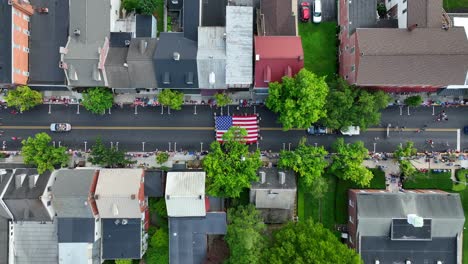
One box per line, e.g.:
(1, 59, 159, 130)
(216, 115, 259, 143)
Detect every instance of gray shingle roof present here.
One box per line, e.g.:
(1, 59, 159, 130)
(225, 6, 253, 86)
(197, 27, 227, 89)
(0, 1, 12, 85)
(127, 38, 158, 88)
(57, 218, 95, 243)
(0, 169, 14, 219)
(51, 169, 97, 218)
(356, 28, 468, 86)
(105, 47, 131, 88)
(347, 0, 398, 36)
(0, 218, 7, 264)
(144, 170, 164, 197)
(102, 218, 141, 259)
(136, 15, 156, 38)
(183, 0, 200, 41)
(154, 33, 198, 89)
(13, 221, 58, 264)
(250, 168, 296, 210)
(3, 169, 52, 221)
(355, 191, 465, 238)
(169, 212, 227, 264)
(28, 0, 68, 85)
(61, 0, 110, 87)
(259, 0, 297, 36)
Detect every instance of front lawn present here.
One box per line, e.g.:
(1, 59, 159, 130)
(298, 22, 338, 79)
(444, 0, 468, 12)
(403, 170, 453, 191)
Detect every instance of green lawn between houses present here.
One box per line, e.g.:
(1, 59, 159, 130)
(298, 22, 338, 80)
(444, 0, 468, 12)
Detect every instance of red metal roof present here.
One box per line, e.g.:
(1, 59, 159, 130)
(254, 36, 304, 88)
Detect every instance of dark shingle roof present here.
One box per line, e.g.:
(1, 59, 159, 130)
(136, 15, 155, 37)
(102, 218, 141, 259)
(356, 28, 468, 86)
(105, 47, 131, 88)
(183, 0, 200, 41)
(110, 32, 132, 48)
(259, 0, 296, 36)
(58, 218, 95, 243)
(28, 0, 69, 85)
(201, 0, 227, 26)
(0, 218, 8, 264)
(0, 1, 12, 85)
(169, 212, 227, 264)
(347, 0, 378, 36)
(153, 33, 198, 89)
(144, 170, 164, 197)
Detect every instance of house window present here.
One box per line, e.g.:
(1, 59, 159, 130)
(349, 215, 353, 223)
(349, 199, 354, 207)
(402, 8, 407, 14)
(23, 47, 29, 53)
(23, 29, 30, 36)
(345, 75, 349, 80)
(345, 45, 348, 50)
(22, 71, 29, 77)
(350, 46, 355, 53)
(351, 65, 355, 72)
(186, 72, 194, 85)
(47, 201, 51, 206)
(163, 72, 170, 84)
(14, 68, 21, 74)
(14, 25, 21, 32)
(23, 14, 30, 22)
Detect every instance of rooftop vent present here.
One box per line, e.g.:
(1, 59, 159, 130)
(112, 204, 119, 216)
(114, 219, 120, 225)
(122, 219, 128, 225)
(123, 63, 128, 68)
(407, 24, 418, 32)
(259, 171, 266, 184)
(73, 29, 81, 36)
(255, 54, 260, 61)
(15, 173, 27, 189)
(166, 195, 170, 200)
(278, 171, 286, 185)
(28, 174, 39, 189)
(407, 214, 423, 227)
(130, 194, 136, 200)
(139, 40, 148, 54)
(405, 260, 411, 264)
(375, 261, 380, 264)
(125, 40, 131, 46)
(173, 52, 180, 61)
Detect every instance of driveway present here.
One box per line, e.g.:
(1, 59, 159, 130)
(298, 0, 337, 22)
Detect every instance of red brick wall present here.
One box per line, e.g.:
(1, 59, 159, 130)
(89, 170, 100, 216)
(362, 85, 442, 93)
(348, 189, 358, 251)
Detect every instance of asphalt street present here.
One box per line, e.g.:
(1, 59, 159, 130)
(0, 104, 465, 153)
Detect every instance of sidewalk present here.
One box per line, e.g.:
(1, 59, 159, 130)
(390, 93, 466, 107)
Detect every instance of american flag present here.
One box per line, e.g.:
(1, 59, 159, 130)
(215, 115, 259, 143)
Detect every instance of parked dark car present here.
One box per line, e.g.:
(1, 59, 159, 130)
(307, 125, 328, 135)
(464, 126, 468, 135)
(300, 2, 310, 22)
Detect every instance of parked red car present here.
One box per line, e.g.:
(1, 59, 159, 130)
(300, 2, 310, 22)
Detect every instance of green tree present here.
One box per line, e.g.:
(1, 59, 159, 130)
(225, 205, 266, 264)
(214, 93, 232, 107)
(404, 95, 423, 107)
(158, 89, 184, 110)
(266, 219, 362, 264)
(149, 197, 167, 218)
(203, 134, 262, 198)
(81, 87, 113, 115)
(278, 137, 329, 197)
(115, 260, 132, 264)
(399, 160, 417, 178)
(156, 152, 169, 164)
(88, 138, 135, 168)
(222, 126, 248, 142)
(122, 0, 140, 12)
(266, 69, 329, 130)
(145, 228, 169, 264)
(5, 85, 42, 112)
(395, 141, 417, 160)
(21, 132, 69, 174)
(122, 0, 158, 15)
(323, 78, 390, 130)
(330, 138, 373, 186)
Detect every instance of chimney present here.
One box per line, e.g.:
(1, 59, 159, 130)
(15, 173, 27, 189)
(139, 40, 148, 54)
(298, 55, 304, 61)
(407, 24, 418, 32)
(130, 194, 136, 200)
(259, 171, 266, 184)
(255, 54, 260, 61)
(173, 52, 180, 61)
(278, 172, 286, 185)
(28, 174, 39, 189)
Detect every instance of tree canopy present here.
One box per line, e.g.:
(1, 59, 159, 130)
(88, 138, 135, 168)
(266, 69, 329, 130)
(158, 89, 184, 110)
(267, 219, 362, 264)
(5, 85, 42, 112)
(115, 260, 132, 264)
(156, 152, 169, 165)
(203, 131, 262, 198)
(81, 87, 114, 114)
(404, 95, 423, 107)
(122, 0, 158, 15)
(395, 141, 417, 160)
(330, 138, 373, 186)
(214, 93, 232, 107)
(322, 78, 390, 130)
(21, 132, 69, 174)
(278, 138, 329, 197)
(225, 205, 266, 264)
(145, 228, 169, 264)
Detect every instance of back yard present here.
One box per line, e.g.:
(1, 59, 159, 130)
(298, 22, 338, 79)
(444, 0, 468, 12)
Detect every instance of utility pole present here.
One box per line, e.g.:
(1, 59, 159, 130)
(116, 142, 119, 151)
(407, 106, 410, 116)
(77, 104, 80, 114)
(134, 105, 138, 115)
(84, 141, 87, 152)
(432, 105, 435, 116)
(161, 105, 164, 115)
(168, 142, 171, 152)
(282, 143, 285, 151)
(200, 142, 203, 152)
(288, 143, 291, 151)
(142, 142, 145, 152)
(48, 102, 51, 114)
(194, 105, 197, 115)
(399, 106, 402, 116)
(373, 142, 376, 153)
(174, 142, 177, 152)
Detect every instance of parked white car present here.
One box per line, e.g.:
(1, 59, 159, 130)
(340, 126, 360, 136)
(313, 0, 322, 23)
(50, 123, 72, 132)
